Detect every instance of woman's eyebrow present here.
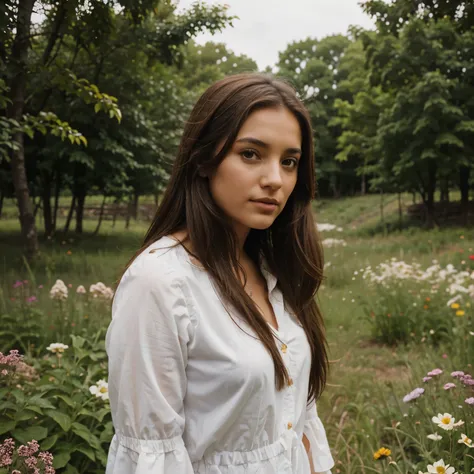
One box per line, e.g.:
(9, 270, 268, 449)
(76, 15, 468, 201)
(235, 137, 302, 155)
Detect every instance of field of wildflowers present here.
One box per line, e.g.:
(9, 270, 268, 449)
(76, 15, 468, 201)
(0, 194, 472, 473)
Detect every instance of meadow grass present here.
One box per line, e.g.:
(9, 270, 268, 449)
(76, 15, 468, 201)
(1, 193, 473, 473)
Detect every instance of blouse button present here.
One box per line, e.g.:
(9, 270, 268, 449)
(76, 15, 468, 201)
(281, 343, 288, 353)
(287, 422, 293, 430)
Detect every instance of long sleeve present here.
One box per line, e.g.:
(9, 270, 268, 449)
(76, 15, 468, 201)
(105, 255, 197, 474)
(303, 398, 335, 474)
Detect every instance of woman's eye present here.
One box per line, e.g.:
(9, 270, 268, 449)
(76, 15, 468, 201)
(240, 149, 258, 160)
(283, 158, 299, 168)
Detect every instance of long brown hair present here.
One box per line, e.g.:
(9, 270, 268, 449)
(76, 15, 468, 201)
(124, 72, 328, 404)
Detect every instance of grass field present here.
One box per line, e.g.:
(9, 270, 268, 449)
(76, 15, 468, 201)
(1, 193, 473, 473)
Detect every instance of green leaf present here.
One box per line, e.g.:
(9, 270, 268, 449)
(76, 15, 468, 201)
(40, 434, 58, 451)
(12, 425, 48, 443)
(75, 445, 96, 462)
(14, 409, 38, 422)
(28, 394, 56, 409)
(71, 422, 101, 450)
(10, 388, 25, 404)
(55, 394, 75, 407)
(45, 410, 72, 432)
(0, 387, 9, 399)
(63, 464, 80, 474)
(0, 419, 16, 435)
(94, 103, 101, 113)
(53, 451, 71, 469)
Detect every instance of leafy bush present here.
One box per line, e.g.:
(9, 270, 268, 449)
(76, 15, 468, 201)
(0, 330, 112, 474)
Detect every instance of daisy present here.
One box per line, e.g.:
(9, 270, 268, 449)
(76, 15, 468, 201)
(89, 379, 109, 401)
(432, 413, 459, 431)
(458, 433, 473, 448)
(427, 459, 457, 474)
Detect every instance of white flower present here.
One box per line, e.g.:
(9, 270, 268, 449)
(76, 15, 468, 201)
(322, 238, 347, 248)
(427, 433, 442, 441)
(458, 433, 473, 447)
(89, 282, 114, 300)
(76, 285, 86, 294)
(432, 413, 455, 430)
(89, 379, 109, 401)
(46, 343, 69, 353)
(427, 459, 457, 474)
(317, 223, 343, 232)
(49, 279, 68, 300)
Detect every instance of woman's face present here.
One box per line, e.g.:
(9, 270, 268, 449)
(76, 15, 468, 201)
(208, 106, 302, 240)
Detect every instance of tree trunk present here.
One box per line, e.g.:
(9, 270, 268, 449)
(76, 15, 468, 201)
(64, 194, 76, 233)
(424, 161, 438, 228)
(460, 165, 470, 225)
(440, 177, 449, 203)
(361, 174, 366, 196)
(93, 195, 107, 235)
(53, 164, 61, 230)
(132, 192, 139, 220)
(42, 172, 54, 237)
(75, 190, 86, 234)
(398, 191, 402, 228)
(0, 189, 4, 218)
(6, 0, 38, 259)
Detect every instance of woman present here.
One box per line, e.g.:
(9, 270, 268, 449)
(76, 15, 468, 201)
(105, 72, 335, 474)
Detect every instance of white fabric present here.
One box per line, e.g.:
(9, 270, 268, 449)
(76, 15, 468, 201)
(105, 236, 335, 474)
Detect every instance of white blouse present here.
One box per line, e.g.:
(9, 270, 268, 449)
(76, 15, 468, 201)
(105, 236, 335, 474)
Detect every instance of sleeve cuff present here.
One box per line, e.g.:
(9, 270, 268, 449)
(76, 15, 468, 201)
(303, 411, 335, 473)
(106, 434, 195, 474)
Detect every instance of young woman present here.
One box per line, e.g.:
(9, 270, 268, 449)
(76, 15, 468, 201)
(105, 72, 335, 474)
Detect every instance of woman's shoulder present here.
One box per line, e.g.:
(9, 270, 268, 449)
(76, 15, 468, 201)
(121, 236, 189, 287)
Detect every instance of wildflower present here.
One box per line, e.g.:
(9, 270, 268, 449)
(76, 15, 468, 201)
(373, 447, 391, 460)
(432, 413, 462, 431)
(66, 250, 72, 255)
(426, 459, 457, 474)
(427, 368, 443, 376)
(451, 303, 460, 309)
(444, 383, 456, 390)
(465, 397, 474, 405)
(12, 280, 23, 288)
(423, 376, 432, 382)
(46, 343, 69, 354)
(0, 438, 15, 467)
(458, 433, 473, 447)
(451, 371, 465, 378)
(455, 310, 465, 317)
(49, 280, 68, 301)
(17, 440, 39, 457)
(0, 350, 23, 367)
(403, 387, 425, 403)
(469, 255, 474, 260)
(322, 238, 347, 248)
(89, 379, 109, 401)
(90, 282, 114, 300)
(427, 433, 442, 441)
(76, 285, 86, 294)
(26, 296, 37, 303)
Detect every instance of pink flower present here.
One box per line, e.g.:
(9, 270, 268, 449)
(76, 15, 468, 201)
(26, 296, 37, 303)
(442, 353, 448, 359)
(423, 376, 432, 382)
(427, 368, 443, 376)
(465, 397, 474, 405)
(0, 438, 15, 467)
(403, 387, 425, 403)
(443, 383, 456, 390)
(451, 371, 465, 378)
(1, 370, 8, 376)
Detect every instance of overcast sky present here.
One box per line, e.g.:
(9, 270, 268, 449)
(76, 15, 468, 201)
(176, 0, 375, 70)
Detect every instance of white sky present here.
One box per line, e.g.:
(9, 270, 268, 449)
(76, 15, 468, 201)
(176, 0, 376, 70)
